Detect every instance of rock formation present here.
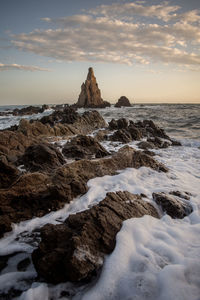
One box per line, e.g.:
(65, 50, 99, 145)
(152, 192, 193, 218)
(77, 67, 109, 108)
(32, 191, 159, 283)
(62, 135, 110, 160)
(115, 96, 131, 108)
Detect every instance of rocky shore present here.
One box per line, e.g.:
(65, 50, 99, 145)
(0, 102, 194, 294)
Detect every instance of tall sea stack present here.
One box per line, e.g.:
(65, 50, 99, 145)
(77, 67, 109, 108)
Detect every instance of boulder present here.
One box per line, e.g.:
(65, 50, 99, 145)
(62, 135, 110, 160)
(110, 129, 132, 143)
(115, 96, 131, 108)
(77, 68, 105, 108)
(20, 143, 65, 172)
(32, 191, 159, 283)
(108, 118, 128, 130)
(0, 155, 20, 188)
(152, 192, 193, 218)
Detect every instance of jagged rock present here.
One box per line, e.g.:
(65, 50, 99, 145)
(0, 111, 106, 159)
(169, 191, 191, 200)
(62, 135, 110, 160)
(20, 143, 65, 172)
(32, 191, 159, 283)
(108, 118, 128, 130)
(40, 107, 79, 126)
(0, 155, 20, 188)
(94, 130, 109, 142)
(110, 129, 132, 143)
(152, 192, 193, 219)
(147, 137, 171, 148)
(0, 146, 167, 238)
(77, 68, 105, 108)
(115, 96, 131, 108)
(142, 150, 156, 156)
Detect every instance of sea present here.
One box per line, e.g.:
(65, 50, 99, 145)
(0, 104, 200, 300)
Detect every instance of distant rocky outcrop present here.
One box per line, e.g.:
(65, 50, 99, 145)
(32, 191, 159, 283)
(115, 96, 131, 108)
(12, 105, 49, 116)
(76, 67, 110, 108)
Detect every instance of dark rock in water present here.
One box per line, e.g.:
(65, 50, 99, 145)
(108, 118, 128, 130)
(76, 67, 105, 108)
(147, 137, 171, 149)
(170, 139, 182, 146)
(128, 124, 143, 140)
(0, 146, 167, 238)
(137, 141, 155, 150)
(110, 129, 132, 143)
(0, 155, 20, 188)
(142, 150, 156, 156)
(12, 105, 48, 116)
(115, 96, 131, 108)
(32, 191, 159, 283)
(40, 106, 79, 126)
(17, 257, 31, 271)
(62, 135, 110, 160)
(94, 130, 109, 142)
(20, 143, 65, 172)
(152, 192, 193, 219)
(169, 191, 191, 200)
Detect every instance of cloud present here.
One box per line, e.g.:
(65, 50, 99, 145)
(0, 63, 50, 71)
(11, 2, 200, 70)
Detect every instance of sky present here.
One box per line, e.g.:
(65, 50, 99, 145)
(0, 0, 200, 105)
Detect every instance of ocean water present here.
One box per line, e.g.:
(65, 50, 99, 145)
(0, 104, 200, 300)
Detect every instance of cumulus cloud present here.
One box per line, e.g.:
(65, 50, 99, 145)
(0, 63, 50, 71)
(11, 2, 200, 69)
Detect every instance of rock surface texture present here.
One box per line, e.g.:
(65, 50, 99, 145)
(32, 191, 159, 283)
(115, 96, 132, 107)
(0, 146, 167, 238)
(62, 135, 110, 160)
(77, 68, 108, 108)
(153, 192, 193, 218)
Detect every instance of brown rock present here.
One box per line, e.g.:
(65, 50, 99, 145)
(115, 96, 131, 108)
(152, 192, 193, 219)
(20, 143, 65, 172)
(0, 146, 167, 238)
(62, 135, 110, 160)
(108, 118, 128, 130)
(0, 155, 20, 188)
(77, 68, 104, 108)
(32, 191, 159, 283)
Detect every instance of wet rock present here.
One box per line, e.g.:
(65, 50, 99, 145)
(142, 150, 156, 156)
(108, 118, 128, 130)
(137, 141, 155, 150)
(0, 155, 20, 188)
(62, 135, 110, 160)
(17, 257, 31, 271)
(0, 146, 167, 238)
(20, 143, 65, 172)
(170, 139, 182, 146)
(40, 106, 79, 126)
(115, 96, 131, 108)
(32, 191, 159, 283)
(12, 105, 48, 116)
(147, 137, 171, 149)
(77, 67, 105, 108)
(128, 124, 143, 140)
(94, 130, 109, 142)
(169, 191, 191, 200)
(152, 192, 193, 219)
(110, 129, 132, 143)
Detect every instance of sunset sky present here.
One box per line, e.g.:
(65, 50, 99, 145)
(0, 0, 200, 105)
